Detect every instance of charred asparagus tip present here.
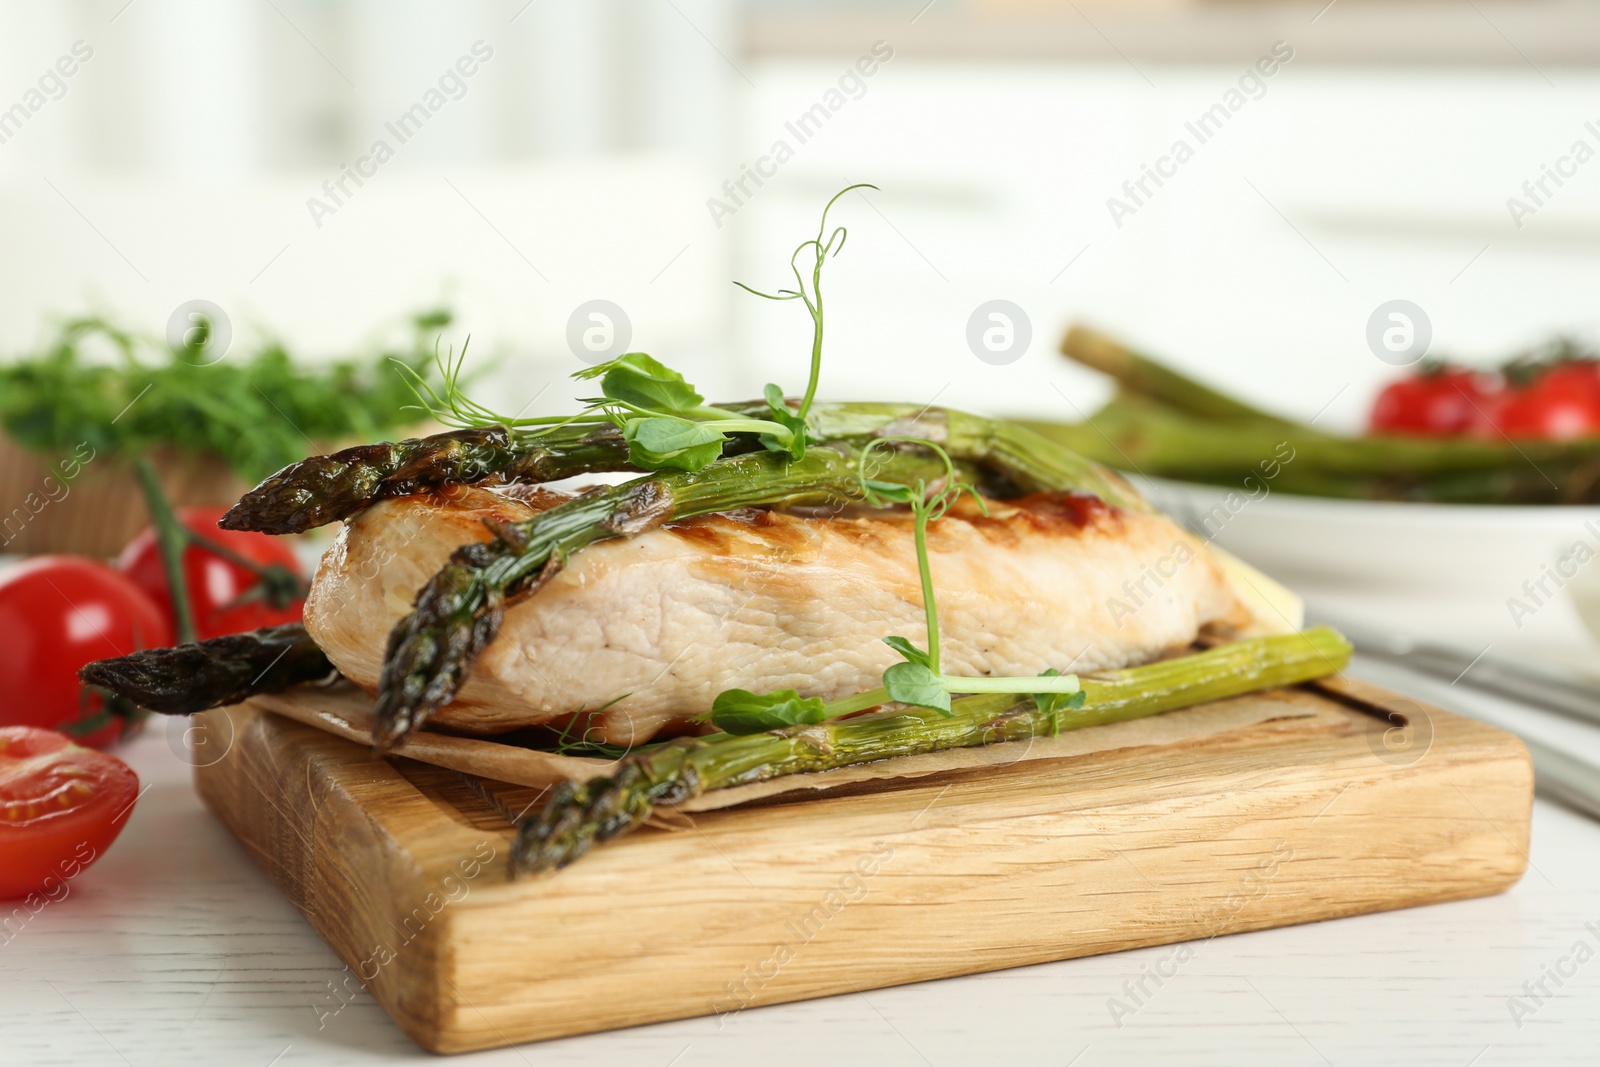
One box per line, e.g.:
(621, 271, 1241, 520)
(510, 762, 685, 876)
(75, 623, 336, 716)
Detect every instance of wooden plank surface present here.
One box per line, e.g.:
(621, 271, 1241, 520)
(191, 676, 1533, 1054)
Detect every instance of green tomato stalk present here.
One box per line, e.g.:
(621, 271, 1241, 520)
(132, 455, 307, 643)
(132, 455, 199, 644)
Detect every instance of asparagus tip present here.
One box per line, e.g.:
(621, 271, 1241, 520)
(509, 759, 701, 878)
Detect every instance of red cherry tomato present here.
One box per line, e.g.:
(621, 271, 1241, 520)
(0, 726, 139, 900)
(1369, 367, 1500, 436)
(1498, 363, 1600, 440)
(0, 557, 171, 748)
(117, 506, 304, 641)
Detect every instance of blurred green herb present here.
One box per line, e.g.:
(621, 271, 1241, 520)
(0, 309, 450, 481)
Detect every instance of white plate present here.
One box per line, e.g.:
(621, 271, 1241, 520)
(1135, 477, 1600, 621)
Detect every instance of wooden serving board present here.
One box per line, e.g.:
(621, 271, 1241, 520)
(192, 676, 1532, 1054)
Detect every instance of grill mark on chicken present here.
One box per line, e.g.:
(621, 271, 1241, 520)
(304, 484, 1257, 745)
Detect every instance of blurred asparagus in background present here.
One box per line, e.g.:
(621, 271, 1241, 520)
(1023, 326, 1600, 505)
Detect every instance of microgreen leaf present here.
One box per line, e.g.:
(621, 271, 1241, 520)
(883, 661, 951, 715)
(1031, 668, 1086, 736)
(578, 352, 705, 414)
(862, 479, 918, 505)
(1030, 669, 1087, 712)
(547, 694, 644, 758)
(396, 336, 606, 435)
(882, 635, 931, 669)
(707, 688, 829, 734)
(760, 383, 808, 460)
(622, 416, 727, 471)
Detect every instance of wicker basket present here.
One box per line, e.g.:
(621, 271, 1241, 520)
(0, 435, 247, 559)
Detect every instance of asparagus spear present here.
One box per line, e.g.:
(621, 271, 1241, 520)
(372, 443, 956, 752)
(1051, 326, 1600, 504)
(511, 627, 1352, 875)
(1061, 325, 1292, 426)
(219, 422, 635, 535)
(222, 401, 1151, 536)
(1024, 395, 1600, 504)
(813, 403, 1152, 514)
(78, 623, 334, 715)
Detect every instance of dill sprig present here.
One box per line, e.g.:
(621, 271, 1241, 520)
(544, 695, 675, 760)
(393, 337, 594, 434)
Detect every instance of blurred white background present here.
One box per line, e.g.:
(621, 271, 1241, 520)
(4, 0, 1600, 429)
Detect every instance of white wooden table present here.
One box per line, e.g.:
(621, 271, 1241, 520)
(6, 620, 1600, 1066)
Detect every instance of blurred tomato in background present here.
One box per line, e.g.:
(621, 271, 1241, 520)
(1497, 363, 1600, 441)
(117, 505, 305, 641)
(1368, 366, 1498, 437)
(1369, 359, 1600, 441)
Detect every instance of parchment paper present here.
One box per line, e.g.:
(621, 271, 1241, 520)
(246, 684, 1338, 813)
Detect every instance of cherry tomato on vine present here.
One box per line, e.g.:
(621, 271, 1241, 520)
(0, 556, 170, 748)
(117, 506, 305, 641)
(1368, 367, 1501, 437)
(1497, 363, 1600, 440)
(0, 726, 139, 900)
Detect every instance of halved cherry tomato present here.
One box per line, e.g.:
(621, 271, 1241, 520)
(0, 556, 171, 747)
(118, 505, 304, 641)
(1368, 366, 1500, 437)
(0, 726, 139, 900)
(1498, 363, 1600, 440)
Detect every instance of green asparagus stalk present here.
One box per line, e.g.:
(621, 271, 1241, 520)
(1050, 327, 1600, 504)
(811, 403, 1153, 513)
(78, 622, 334, 715)
(1023, 395, 1600, 504)
(1061, 325, 1292, 425)
(223, 400, 1152, 536)
(511, 627, 1353, 875)
(372, 443, 956, 752)
(219, 422, 637, 535)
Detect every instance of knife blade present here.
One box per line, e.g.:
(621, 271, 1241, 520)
(1310, 610, 1600, 729)
(1309, 609, 1600, 822)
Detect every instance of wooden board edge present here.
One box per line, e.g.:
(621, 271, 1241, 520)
(193, 691, 1536, 1054)
(191, 706, 484, 1048)
(417, 706, 1533, 1050)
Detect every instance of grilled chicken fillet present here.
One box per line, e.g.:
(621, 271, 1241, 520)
(304, 484, 1275, 745)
